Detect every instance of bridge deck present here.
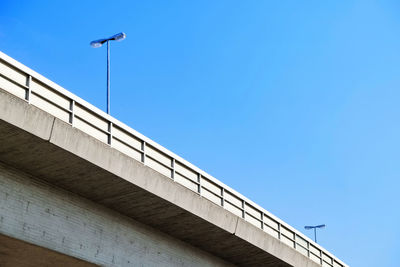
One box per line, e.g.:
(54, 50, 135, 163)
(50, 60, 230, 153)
(0, 51, 347, 267)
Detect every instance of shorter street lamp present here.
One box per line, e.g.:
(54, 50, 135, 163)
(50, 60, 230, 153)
(304, 224, 326, 243)
(90, 32, 126, 114)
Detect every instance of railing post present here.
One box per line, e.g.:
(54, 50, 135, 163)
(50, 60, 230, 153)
(70, 100, 75, 126)
(278, 223, 281, 240)
(320, 250, 323, 265)
(142, 141, 146, 164)
(198, 173, 202, 195)
(26, 75, 32, 103)
(108, 122, 113, 145)
(293, 234, 296, 249)
(221, 187, 225, 207)
(242, 200, 246, 219)
(261, 213, 264, 230)
(171, 158, 175, 180)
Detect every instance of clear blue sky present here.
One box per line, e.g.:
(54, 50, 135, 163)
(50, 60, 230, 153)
(1, 1, 400, 266)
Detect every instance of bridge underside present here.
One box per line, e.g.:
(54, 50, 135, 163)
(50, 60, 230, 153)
(0, 90, 318, 266)
(0, 234, 96, 267)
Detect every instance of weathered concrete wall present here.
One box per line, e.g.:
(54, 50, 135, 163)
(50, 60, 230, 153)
(0, 161, 234, 267)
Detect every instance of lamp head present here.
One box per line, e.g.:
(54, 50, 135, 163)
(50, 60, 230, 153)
(90, 38, 107, 48)
(109, 32, 126, 41)
(90, 32, 126, 48)
(304, 224, 326, 230)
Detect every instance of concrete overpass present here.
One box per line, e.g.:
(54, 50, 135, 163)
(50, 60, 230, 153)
(0, 51, 348, 267)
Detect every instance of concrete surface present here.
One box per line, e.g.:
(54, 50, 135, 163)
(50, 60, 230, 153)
(0, 234, 97, 267)
(0, 89, 321, 266)
(0, 161, 233, 266)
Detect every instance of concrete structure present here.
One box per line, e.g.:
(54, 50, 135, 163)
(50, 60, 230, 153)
(0, 51, 348, 267)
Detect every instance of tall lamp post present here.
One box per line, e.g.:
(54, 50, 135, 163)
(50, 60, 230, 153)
(90, 32, 126, 114)
(304, 224, 326, 243)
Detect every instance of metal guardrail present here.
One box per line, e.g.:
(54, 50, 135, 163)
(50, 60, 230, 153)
(0, 51, 347, 267)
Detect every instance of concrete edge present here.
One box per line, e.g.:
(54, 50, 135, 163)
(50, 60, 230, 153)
(234, 219, 322, 267)
(0, 90, 327, 267)
(0, 90, 54, 140)
(48, 117, 239, 235)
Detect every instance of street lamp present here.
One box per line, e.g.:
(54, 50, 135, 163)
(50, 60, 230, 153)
(90, 32, 126, 114)
(304, 224, 326, 243)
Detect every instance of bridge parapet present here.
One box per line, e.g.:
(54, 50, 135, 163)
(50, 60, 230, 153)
(0, 51, 347, 267)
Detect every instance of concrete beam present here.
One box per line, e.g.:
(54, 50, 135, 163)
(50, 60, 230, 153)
(0, 234, 97, 267)
(0, 89, 321, 267)
(0, 88, 54, 141)
(0, 161, 234, 266)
